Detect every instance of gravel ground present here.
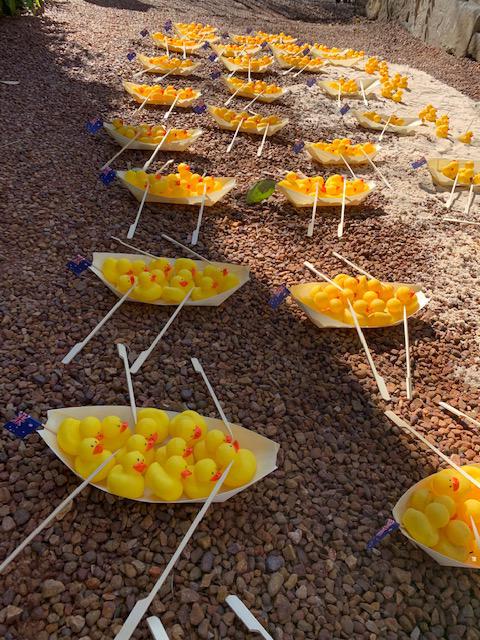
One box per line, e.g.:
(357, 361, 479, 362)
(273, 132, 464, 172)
(1, 1, 480, 639)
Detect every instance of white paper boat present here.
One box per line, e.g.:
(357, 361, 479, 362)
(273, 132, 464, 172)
(103, 123, 203, 152)
(305, 141, 379, 166)
(151, 35, 205, 54)
(92, 252, 250, 306)
(352, 109, 421, 135)
(290, 282, 429, 329)
(40, 406, 279, 504)
(123, 81, 201, 107)
(272, 52, 325, 73)
(211, 43, 261, 57)
(219, 55, 274, 73)
(318, 77, 378, 99)
(173, 23, 219, 42)
(312, 53, 364, 68)
(116, 170, 236, 206)
(136, 53, 201, 76)
(392, 470, 480, 568)
(223, 76, 286, 103)
(277, 179, 377, 207)
(427, 157, 480, 191)
(207, 106, 288, 136)
(269, 43, 309, 56)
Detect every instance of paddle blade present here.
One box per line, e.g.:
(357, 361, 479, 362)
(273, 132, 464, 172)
(245, 179, 275, 204)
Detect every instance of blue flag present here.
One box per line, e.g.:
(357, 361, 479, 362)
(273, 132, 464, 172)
(100, 166, 116, 185)
(246, 28, 253, 35)
(208, 53, 218, 62)
(306, 77, 316, 88)
(260, 41, 268, 49)
(193, 102, 207, 115)
(67, 255, 92, 276)
(210, 71, 221, 80)
(339, 103, 351, 116)
(221, 32, 229, 39)
(411, 157, 427, 170)
(366, 519, 399, 550)
(293, 141, 305, 154)
(269, 284, 290, 309)
(4, 412, 43, 439)
(303, 47, 310, 55)
(202, 41, 210, 50)
(86, 117, 103, 134)
(127, 50, 136, 61)
(140, 28, 148, 37)
(164, 19, 172, 32)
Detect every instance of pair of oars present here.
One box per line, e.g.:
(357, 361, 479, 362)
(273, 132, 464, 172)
(306, 178, 347, 239)
(331, 250, 413, 399)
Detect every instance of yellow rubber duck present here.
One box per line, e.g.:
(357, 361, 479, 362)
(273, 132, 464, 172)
(145, 456, 192, 501)
(194, 429, 233, 461)
(136, 408, 169, 443)
(155, 437, 194, 465)
(107, 451, 148, 499)
(57, 416, 104, 456)
(169, 410, 207, 444)
(183, 458, 222, 499)
(215, 442, 257, 488)
(74, 438, 114, 482)
(116, 434, 155, 466)
(101, 415, 131, 451)
(430, 469, 471, 501)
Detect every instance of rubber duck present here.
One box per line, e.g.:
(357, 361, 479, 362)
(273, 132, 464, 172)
(107, 451, 147, 499)
(183, 458, 222, 499)
(101, 415, 131, 451)
(169, 410, 207, 444)
(458, 130, 473, 145)
(136, 408, 170, 443)
(155, 437, 194, 465)
(57, 416, 104, 456)
(116, 434, 155, 466)
(430, 469, 471, 501)
(145, 456, 192, 501)
(74, 438, 114, 482)
(194, 429, 233, 461)
(215, 442, 257, 488)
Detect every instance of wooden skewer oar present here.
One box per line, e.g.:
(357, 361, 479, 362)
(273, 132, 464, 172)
(446, 172, 459, 209)
(307, 181, 320, 237)
(191, 357, 234, 438)
(464, 183, 475, 216)
(439, 402, 480, 430)
(161, 233, 212, 262)
(257, 123, 270, 157)
(339, 153, 357, 179)
(378, 114, 393, 142)
(117, 343, 137, 422)
(191, 182, 208, 246)
(337, 176, 347, 239)
(226, 118, 245, 153)
(403, 306, 412, 400)
(101, 132, 141, 170)
(359, 148, 392, 190)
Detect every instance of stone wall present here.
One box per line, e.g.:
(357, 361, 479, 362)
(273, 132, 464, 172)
(366, 0, 480, 61)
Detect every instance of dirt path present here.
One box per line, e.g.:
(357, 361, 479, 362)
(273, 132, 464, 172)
(1, 1, 480, 639)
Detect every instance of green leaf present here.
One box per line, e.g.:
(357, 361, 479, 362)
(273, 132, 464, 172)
(245, 178, 275, 205)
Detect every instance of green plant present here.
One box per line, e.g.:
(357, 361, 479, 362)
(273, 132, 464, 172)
(0, 0, 43, 16)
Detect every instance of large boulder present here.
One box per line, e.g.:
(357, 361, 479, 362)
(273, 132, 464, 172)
(468, 31, 480, 60)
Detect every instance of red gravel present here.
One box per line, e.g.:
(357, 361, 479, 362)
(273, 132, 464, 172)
(1, 1, 480, 640)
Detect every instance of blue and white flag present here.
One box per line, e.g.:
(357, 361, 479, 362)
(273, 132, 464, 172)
(269, 284, 290, 309)
(366, 519, 399, 550)
(339, 103, 351, 116)
(86, 117, 103, 134)
(67, 255, 92, 276)
(4, 412, 43, 439)
(411, 157, 427, 170)
(100, 166, 116, 185)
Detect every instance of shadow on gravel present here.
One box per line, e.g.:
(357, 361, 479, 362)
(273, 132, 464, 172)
(84, 0, 152, 10)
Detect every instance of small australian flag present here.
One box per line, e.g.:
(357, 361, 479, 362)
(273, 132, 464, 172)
(269, 284, 290, 309)
(366, 519, 399, 550)
(339, 103, 351, 116)
(140, 28, 148, 37)
(411, 157, 427, 170)
(4, 412, 43, 439)
(100, 166, 116, 185)
(306, 77, 316, 88)
(127, 50, 136, 61)
(260, 41, 268, 49)
(208, 53, 218, 62)
(210, 70, 221, 80)
(67, 255, 92, 276)
(202, 41, 210, 50)
(86, 117, 103, 134)
(164, 19, 172, 32)
(193, 102, 207, 115)
(293, 141, 305, 154)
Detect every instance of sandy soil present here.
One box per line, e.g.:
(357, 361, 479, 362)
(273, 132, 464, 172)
(1, 1, 480, 639)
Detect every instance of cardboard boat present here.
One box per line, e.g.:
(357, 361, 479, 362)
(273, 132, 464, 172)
(223, 76, 287, 103)
(305, 141, 379, 166)
(318, 77, 379, 99)
(289, 282, 429, 329)
(116, 170, 236, 206)
(426, 157, 480, 191)
(207, 106, 288, 136)
(136, 53, 201, 76)
(92, 252, 250, 306)
(272, 51, 325, 73)
(123, 81, 201, 107)
(352, 109, 421, 135)
(40, 406, 279, 504)
(103, 123, 203, 152)
(211, 43, 261, 57)
(277, 179, 377, 208)
(173, 23, 219, 42)
(310, 48, 364, 67)
(393, 471, 480, 568)
(219, 55, 274, 73)
(151, 34, 206, 54)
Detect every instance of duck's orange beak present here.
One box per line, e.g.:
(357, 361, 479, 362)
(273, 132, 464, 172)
(233, 440, 240, 452)
(93, 443, 104, 455)
(183, 446, 193, 458)
(225, 435, 232, 444)
(193, 426, 202, 440)
(133, 461, 147, 473)
(145, 438, 155, 451)
(181, 469, 192, 478)
(150, 432, 159, 443)
(120, 422, 128, 433)
(211, 471, 222, 482)
(96, 432, 104, 440)
(452, 477, 460, 492)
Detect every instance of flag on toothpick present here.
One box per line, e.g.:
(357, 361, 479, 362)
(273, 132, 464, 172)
(202, 41, 210, 50)
(140, 28, 148, 37)
(269, 284, 290, 309)
(411, 157, 427, 170)
(86, 117, 103, 134)
(193, 102, 207, 115)
(127, 50, 136, 61)
(222, 32, 229, 39)
(208, 53, 217, 62)
(67, 255, 92, 276)
(293, 141, 305, 154)
(100, 166, 116, 185)
(260, 41, 268, 49)
(210, 71, 221, 80)
(246, 28, 253, 34)
(366, 519, 399, 550)
(306, 77, 316, 88)
(164, 19, 172, 32)
(303, 47, 310, 55)
(339, 103, 351, 116)
(4, 412, 43, 439)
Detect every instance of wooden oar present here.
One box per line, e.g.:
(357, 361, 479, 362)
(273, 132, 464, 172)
(304, 261, 390, 401)
(331, 251, 375, 278)
(446, 172, 459, 209)
(243, 90, 265, 110)
(164, 95, 180, 120)
(337, 176, 347, 239)
(378, 115, 393, 142)
(117, 343, 137, 422)
(101, 131, 141, 170)
(127, 183, 150, 240)
(339, 153, 357, 179)
(224, 85, 242, 106)
(226, 118, 245, 153)
(226, 596, 273, 640)
(439, 402, 480, 430)
(191, 357, 234, 437)
(464, 183, 475, 216)
(306, 181, 320, 237)
(191, 182, 208, 246)
(403, 306, 412, 400)
(359, 148, 392, 190)
(147, 617, 169, 640)
(359, 79, 368, 106)
(161, 233, 212, 263)
(111, 236, 159, 260)
(257, 123, 270, 157)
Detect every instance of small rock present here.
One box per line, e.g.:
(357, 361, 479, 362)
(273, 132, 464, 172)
(268, 572, 284, 597)
(266, 554, 284, 573)
(287, 529, 302, 544)
(1, 605, 23, 624)
(1, 517, 15, 533)
(190, 602, 204, 625)
(180, 588, 200, 604)
(67, 615, 85, 633)
(13, 509, 30, 526)
(42, 580, 65, 599)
